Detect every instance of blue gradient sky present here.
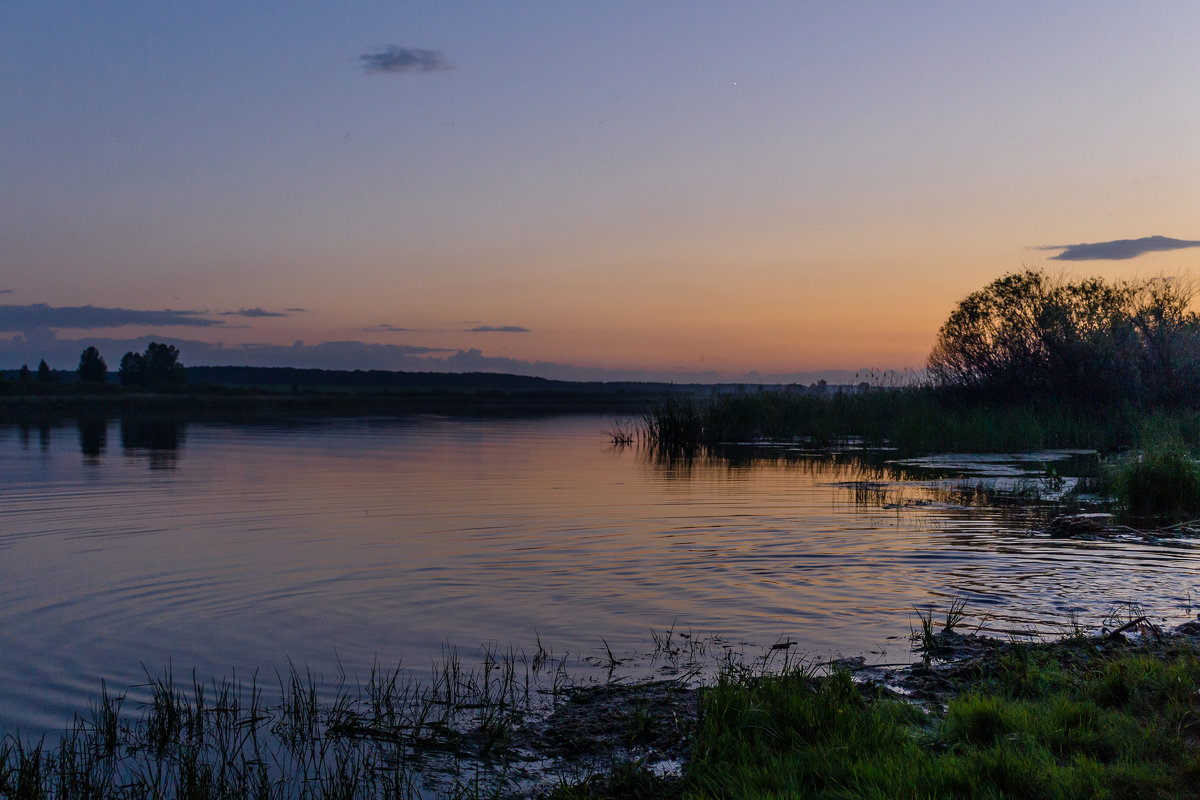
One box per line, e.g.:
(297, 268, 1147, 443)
(3, 2, 1199, 379)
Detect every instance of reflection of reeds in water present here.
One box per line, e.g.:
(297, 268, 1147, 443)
(605, 417, 637, 446)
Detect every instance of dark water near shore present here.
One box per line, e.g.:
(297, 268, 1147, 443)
(2, 414, 1197, 736)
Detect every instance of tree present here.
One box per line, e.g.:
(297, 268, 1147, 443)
(929, 269, 1200, 405)
(118, 351, 144, 386)
(77, 346, 108, 384)
(36, 359, 53, 382)
(1128, 276, 1200, 404)
(143, 342, 187, 385)
(928, 270, 1060, 398)
(119, 342, 187, 388)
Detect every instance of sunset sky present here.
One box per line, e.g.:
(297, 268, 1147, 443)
(3, 2, 1200, 381)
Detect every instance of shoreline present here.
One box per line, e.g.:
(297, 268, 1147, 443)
(4, 614, 1199, 798)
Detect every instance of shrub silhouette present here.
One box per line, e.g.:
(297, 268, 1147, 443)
(929, 270, 1199, 405)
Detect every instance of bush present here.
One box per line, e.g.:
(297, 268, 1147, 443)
(929, 270, 1200, 406)
(1106, 437, 1200, 516)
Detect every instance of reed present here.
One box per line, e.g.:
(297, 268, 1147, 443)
(0, 651, 551, 799)
(642, 385, 1200, 454)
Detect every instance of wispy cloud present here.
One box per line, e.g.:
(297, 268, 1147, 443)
(0, 303, 222, 332)
(360, 46, 454, 75)
(466, 325, 531, 333)
(365, 323, 419, 332)
(1040, 235, 1200, 261)
(219, 307, 291, 318)
(285, 307, 307, 313)
(0, 290, 12, 295)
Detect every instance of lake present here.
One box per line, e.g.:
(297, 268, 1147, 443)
(2, 413, 1197, 737)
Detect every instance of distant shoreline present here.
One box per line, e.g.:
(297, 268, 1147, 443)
(0, 364, 844, 421)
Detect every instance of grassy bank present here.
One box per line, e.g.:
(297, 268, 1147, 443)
(642, 387, 1200, 453)
(555, 622, 1200, 800)
(680, 640, 1200, 799)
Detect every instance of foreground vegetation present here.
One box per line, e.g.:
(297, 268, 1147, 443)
(678, 635, 1200, 800)
(5, 620, 1200, 799)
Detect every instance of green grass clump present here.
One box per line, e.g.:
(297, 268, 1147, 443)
(682, 643, 1200, 799)
(1106, 436, 1200, 516)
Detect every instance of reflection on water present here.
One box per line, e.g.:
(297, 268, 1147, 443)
(120, 416, 186, 469)
(0, 414, 1196, 737)
(7, 415, 187, 466)
(77, 416, 107, 460)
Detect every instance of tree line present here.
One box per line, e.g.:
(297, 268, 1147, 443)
(6, 342, 187, 389)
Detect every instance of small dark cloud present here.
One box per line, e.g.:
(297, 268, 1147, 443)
(285, 307, 307, 313)
(0, 303, 223, 332)
(0, 290, 13, 295)
(220, 307, 290, 318)
(365, 323, 418, 332)
(466, 325, 531, 333)
(1041, 235, 1200, 261)
(361, 46, 454, 75)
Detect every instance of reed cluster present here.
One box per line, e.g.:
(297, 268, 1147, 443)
(640, 386, 1200, 454)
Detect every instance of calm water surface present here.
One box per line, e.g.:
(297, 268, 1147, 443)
(2, 414, 1197, 735)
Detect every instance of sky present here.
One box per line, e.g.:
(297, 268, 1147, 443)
(3, 2, 1200, 382)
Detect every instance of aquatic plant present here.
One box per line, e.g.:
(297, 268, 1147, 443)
(1105, 435, 1200, 516)
(912, 597, 970, 661)
(640, 384, 1189, 453)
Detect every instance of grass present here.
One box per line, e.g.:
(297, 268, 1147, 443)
(1103, 433, 1200, 517)
(912, 597, 970, 661)
(681, 638, 1200, 799)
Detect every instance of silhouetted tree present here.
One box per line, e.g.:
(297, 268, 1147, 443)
(929, 269, 1200, 405)
(118, 351, 144, 386)
(17, 364, 31, 382)
(1128, 276, 1200, 404)
(77, 346, 108, 384)
(143, 342, 187, 385)
(36, 359, 52, 382)
(119, 342, 187, 388)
